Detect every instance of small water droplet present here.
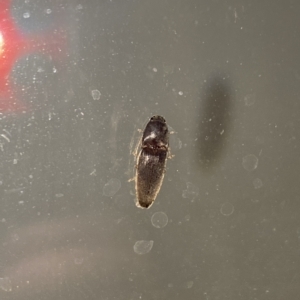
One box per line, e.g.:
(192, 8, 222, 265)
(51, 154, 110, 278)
(11, 233, 19, 242)
(103, 178, 121, 197)
(185, 281, 194, 289)
(133, 240, 154, 255)
(74, 257, 84, 265)
(296, 228, 300, 239)
(91, 89, 101, 100)
(182, 182, 199, 200)
(253, 178, 263, 189)
(45, 8, 52, 14)
(242, 154, 258, 171)
(178, 91, 183, 96)
(152, 67, 157, 72)
(0, 277, 12, 292)
(169, 132, 182, 150)
(251, 198, 259, 203)
(220, 202, 234, 216)
(244, 93, 256, 106)
(151, 212, 168, 228)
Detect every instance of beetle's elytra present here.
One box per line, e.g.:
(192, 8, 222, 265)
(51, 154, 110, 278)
(135, 115, 169, 209)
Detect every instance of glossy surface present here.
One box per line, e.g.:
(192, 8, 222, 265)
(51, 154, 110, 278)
(1, 1, 300, 300)
(135, 116, 169, 208)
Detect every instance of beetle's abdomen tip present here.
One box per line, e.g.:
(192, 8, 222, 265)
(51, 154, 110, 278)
(136, 200, 154, 209)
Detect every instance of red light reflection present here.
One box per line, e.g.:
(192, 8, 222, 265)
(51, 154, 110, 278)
(0, 0, 66, 112)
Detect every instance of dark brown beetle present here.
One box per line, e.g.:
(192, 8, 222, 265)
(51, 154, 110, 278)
(135, 115, 170, 209)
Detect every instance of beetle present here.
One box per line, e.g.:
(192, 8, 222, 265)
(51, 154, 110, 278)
(135, 115, 170, 209)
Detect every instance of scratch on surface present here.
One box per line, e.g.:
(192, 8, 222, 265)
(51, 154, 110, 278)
(0, 134, 10, 143)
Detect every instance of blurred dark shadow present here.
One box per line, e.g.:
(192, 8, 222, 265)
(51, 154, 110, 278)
(196, 74, 234, 171)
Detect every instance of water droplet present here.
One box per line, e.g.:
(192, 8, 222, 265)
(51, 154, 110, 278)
(133, 240, 154, 255)
(251, 198, 259, 203)
(185, 281, 194, 289)
(151, 212, 168, 228)
(220, 202, 234, 216)
(296, 228, 300, 239)
(182, 182, 199, 200)
(23, 12, 30, 19)
(0, 277, 12, 292)
(91, 89, 101, 100)
(242, 154, 258, 171)
(253, 178, 263, 189)
(152, 67, 157, 72)
(45, 8, 52, 14)
(178, 91, 183, 96)
(52, 67, 57, 73)
(169, 132, 182, 150)
(183, 214, 191, 222)
(11, 233, 19, 242)
(244, 93, 256, 106)
(74, 257, 84, 265)
(256, 136, 264, 144)
(103, 178, 121, 197)
(163, 64, 174, 74)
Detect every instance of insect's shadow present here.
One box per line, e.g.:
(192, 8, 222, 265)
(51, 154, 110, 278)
(196, 74, 234, 171)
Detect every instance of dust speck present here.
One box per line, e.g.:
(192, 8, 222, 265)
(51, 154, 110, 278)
(23, 12, 30, 18)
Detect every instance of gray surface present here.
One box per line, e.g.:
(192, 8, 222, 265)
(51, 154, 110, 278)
(1, 0, 300, 299)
